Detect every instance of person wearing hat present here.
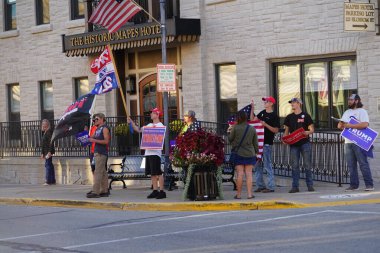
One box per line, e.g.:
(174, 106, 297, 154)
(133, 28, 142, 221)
(181, 110, 201, 134)
(283, 98, 315, 193)
(128, 108, 167, 199)
(337, 94, 374, 191)
(253, 97, 280, 193)
(87, 113, 111, 198)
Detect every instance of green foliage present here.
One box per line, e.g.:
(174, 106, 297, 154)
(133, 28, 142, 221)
(114, 123, 129, 136)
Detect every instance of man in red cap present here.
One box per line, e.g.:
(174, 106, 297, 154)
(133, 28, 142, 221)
(128, 108, 167, 199)
(251, 96, 280, 193)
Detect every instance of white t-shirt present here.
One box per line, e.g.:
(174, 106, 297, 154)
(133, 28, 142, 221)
(341, 108, 369, 143)
(143, 122, 164, 157)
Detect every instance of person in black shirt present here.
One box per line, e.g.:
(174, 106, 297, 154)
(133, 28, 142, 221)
(253, 97, 280, 193)
(283, 98, 315, 193)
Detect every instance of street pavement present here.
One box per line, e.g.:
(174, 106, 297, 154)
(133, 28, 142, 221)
(0, 204, 379, 253)
(0, 181, 379, 211)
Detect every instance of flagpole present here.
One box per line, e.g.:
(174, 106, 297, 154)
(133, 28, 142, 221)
(160, 0, 170, 186)
(107, 44, 129, 117)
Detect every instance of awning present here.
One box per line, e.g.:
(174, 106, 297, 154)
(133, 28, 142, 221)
(62, 18, 201, 57)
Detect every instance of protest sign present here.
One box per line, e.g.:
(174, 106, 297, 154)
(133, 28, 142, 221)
(341, 118, 378, 151)
(141, 127, 166, 150)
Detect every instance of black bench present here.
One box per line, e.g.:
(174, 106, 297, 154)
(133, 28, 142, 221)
(107, 155, 236, 191)
(107, 155, 181, 191)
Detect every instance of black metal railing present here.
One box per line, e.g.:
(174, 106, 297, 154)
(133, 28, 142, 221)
(0, 118, 349, 185)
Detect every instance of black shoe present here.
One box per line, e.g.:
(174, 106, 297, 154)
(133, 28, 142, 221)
(147, 190, 159, 199)
(87, 190, 94, 195)
(261, 189, 275, 193)
(288, 187, 299, 193)
(86, 192, 100, 198)
(99, 192, 110, 197)
(156, 191, 167, 199)
(307, 186, 315, 192)
(254, 188, 266, 193)
(345, 186, 358, 191)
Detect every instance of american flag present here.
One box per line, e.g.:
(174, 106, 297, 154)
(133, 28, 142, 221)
(227, 104, 264, 160)
(89, 0, 142, 33)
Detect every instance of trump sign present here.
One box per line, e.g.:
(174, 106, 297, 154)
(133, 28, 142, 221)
(341, 118, 378, 151)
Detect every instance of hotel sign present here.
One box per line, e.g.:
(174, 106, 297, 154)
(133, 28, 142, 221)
(65, 24, 161, 50)
(344, 2, 375, 32)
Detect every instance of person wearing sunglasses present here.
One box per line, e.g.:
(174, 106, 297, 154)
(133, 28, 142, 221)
(87, 113, 111, 198)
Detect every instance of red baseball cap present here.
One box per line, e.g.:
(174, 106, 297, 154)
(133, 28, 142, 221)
(151, 107, 162, 116)
(262, 96, 276, 104)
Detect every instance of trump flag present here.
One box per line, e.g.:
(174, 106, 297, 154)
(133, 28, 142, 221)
(90, 46, 119, 95)
(51, 93, 95, 143)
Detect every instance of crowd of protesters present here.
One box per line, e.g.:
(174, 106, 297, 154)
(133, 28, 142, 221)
(42, 94, 374, 201)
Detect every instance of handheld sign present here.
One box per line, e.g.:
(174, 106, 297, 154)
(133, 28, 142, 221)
(341, 118, 378, 151)
(140, 127, 166, 150)
(75, 130, 91, 147)
(282, 128, 307, 145)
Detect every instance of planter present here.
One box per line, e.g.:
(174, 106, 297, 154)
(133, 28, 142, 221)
(184, 164, 221, 201)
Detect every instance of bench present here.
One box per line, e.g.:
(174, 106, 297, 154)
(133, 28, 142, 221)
(107, 155, 236, 191)
(107, 155, 182, 191)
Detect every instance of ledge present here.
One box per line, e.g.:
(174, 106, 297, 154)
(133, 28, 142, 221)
(205, 0, 236, 6)
(31, 23, 53, 34)
(65, 19, 85, 29)
(0, 29, 19, 39)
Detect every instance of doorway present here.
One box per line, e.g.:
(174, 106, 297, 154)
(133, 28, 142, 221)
(139, 73, 179, 123)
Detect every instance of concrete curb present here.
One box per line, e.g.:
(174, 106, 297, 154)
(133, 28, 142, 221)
(1, 197, 380, 211)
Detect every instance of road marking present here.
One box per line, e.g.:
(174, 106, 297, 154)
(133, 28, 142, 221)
(64, 210, 330, 249)
(0, 211, 238, 241)
(326, 210, 380, 215)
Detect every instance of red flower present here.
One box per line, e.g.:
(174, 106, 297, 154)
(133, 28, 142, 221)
(170, 129, 225, 167)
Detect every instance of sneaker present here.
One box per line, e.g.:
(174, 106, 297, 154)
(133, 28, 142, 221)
(254, 188, 266, 193)
(345, 186, 358, 191)
(307, 186, 315, 192)
(365, 186, 375, 191)
(156, 191, 167, 199)
(86, 192, 100, 198)
(261, 189, 274, 193)
(147, 190, 159, 199)
(43, 183, 49, 186)
(288, 187, 299, 193)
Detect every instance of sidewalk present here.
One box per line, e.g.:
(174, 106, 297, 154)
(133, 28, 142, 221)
(0, 182, 379, 211)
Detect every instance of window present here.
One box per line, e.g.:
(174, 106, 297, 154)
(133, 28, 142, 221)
(36, 0, 49, 25)
(274, 57, 357, 129)
(8, 83, 20, 121)
(71, 0, 84, 20)
(216, 64, 238, 123)
(74, 77, 89, 99)
(4, 0, 16, 31)
(7, 84, 21, 139)
(40, 81, 54, 120)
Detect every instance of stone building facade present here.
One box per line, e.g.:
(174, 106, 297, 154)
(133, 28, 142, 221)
(1, 0, 380, 183)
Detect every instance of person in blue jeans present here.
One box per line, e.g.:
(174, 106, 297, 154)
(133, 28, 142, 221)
(40, 119, 56, 186)
(283, 98, 315, 193)
(337, 94, 374, 191)
(250, 97, 280, 193)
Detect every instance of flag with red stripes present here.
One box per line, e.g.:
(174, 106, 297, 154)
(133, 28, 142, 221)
(248, 120, 264, 160)
(89, 0, 142, 33)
